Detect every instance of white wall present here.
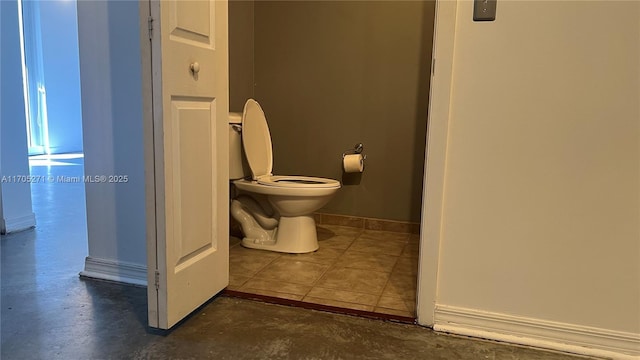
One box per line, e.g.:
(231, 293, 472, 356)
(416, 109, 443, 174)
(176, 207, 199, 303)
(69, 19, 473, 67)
(423, 1, 639, 358)
(0, 0, 35, 233)
(77, 0, 147, 284)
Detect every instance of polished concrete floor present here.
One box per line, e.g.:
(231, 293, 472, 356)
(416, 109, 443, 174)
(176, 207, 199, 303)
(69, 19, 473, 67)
(0, 155, 590, 359)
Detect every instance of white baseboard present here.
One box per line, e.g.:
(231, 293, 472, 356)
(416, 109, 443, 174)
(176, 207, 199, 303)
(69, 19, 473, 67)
(434, 305, 640, 360)
(80, 256, 147, 287)
(4, 213, 36, 233)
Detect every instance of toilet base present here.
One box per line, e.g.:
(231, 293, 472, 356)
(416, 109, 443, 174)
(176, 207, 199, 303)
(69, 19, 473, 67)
(241, 215, 318, 253)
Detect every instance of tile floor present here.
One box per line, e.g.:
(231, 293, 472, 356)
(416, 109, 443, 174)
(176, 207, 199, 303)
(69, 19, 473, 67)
(228, 225, 419, 317)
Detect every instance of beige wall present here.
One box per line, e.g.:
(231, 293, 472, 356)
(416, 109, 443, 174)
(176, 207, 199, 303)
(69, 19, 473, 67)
(250, 1, 435, 222)
(434, 0, 639, 337)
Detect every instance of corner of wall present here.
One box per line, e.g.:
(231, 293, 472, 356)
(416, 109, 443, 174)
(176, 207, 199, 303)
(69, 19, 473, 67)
(2, 212, 35, 233)
(80, 256, 147, 287)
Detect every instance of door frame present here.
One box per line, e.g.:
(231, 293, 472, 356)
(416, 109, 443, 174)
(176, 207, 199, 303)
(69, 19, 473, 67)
(416, 0, 456, 327)
(138, 0, 457, 328)
(117, 0, 164, 325)
(139, 0, 159, 324)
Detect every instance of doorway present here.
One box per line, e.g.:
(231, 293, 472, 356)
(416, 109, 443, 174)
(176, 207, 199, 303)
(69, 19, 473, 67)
(73, 0, 436, 329)
(225, 0, 436, 320)
(18, 0, 84, 156)
(15, 0, 88, 268)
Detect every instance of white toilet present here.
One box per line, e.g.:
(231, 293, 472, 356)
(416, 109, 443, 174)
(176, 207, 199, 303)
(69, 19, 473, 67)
(229, 99, 341, 253)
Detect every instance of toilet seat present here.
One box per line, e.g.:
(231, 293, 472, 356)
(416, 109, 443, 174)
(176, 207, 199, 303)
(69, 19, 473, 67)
(257, 175, 340, 188)
(242, 99, 340, 189)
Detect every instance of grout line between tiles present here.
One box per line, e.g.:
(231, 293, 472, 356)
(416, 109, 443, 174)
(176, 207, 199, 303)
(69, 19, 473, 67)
(249, 252, 283, 278)
(303, 256, 336, 300)
(375, 253, 404, 308)
(303, 232, 364, 301)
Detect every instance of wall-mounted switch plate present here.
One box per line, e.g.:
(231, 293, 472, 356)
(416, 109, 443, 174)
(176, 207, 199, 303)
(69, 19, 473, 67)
(474, 0, 497, 21)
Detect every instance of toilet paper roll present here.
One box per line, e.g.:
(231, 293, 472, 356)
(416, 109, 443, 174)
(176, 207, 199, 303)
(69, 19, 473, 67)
(343, 154, 364, 173)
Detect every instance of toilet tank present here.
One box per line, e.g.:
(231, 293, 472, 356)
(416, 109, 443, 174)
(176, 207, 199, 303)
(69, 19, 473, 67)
(229, 112, 249, 180)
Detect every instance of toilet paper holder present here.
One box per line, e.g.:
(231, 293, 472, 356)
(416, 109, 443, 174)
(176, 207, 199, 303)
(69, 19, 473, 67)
(342, 143, 367, 160)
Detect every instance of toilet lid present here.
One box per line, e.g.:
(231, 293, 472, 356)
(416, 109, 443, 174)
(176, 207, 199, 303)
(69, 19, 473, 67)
(242, 99, 273, 180)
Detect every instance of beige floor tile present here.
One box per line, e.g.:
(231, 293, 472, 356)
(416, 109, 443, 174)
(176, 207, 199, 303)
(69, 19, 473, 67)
(229, 249, 279, 277)
(382, 272, 417, 300)
(335, 250, 398, 273)
(241, 278, 311, 296)
(317, 234, 357, 250)
(240, 288, 303, 301)
(315, 267, 389, 295)
(230, 244, 281, 259)
(376, 296, 415, 313)
(316, 225, 336, 240)
(348, 237, 406, 256)
(302, 297, 374, 312)
(374, 307, 414, 318)
(393, 256, 419, 276)
(228, 274, 251, 289)
(227, 231, 419, 316)
(229, 236, 242, 248)
(255, 258, 330, 285)
(280, 246, 346, 265)
(359, 230, 410, 242)
(306, 287, 379, 306)
(400, 241, 420, 258)
(409, 234, 420, 242)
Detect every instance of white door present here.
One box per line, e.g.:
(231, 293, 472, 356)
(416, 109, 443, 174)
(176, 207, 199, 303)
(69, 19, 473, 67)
(146, 0, 229, 329)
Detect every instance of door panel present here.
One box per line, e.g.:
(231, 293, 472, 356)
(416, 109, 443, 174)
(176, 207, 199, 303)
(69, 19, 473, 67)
(171, 99, 216, 269)
(147, 0, 229, 330)
(170, 0, 213, 46)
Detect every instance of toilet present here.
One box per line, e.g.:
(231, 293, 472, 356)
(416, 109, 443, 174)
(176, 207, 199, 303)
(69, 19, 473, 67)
(229, 99, 341, 253)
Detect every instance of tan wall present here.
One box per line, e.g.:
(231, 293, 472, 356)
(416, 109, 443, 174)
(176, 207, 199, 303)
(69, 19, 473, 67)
(435, 0, 640, 334)
(251, 1, 435, 222)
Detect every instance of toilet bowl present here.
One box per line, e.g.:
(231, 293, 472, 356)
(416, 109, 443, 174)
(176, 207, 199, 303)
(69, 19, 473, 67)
(229, 99, 341, 253)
